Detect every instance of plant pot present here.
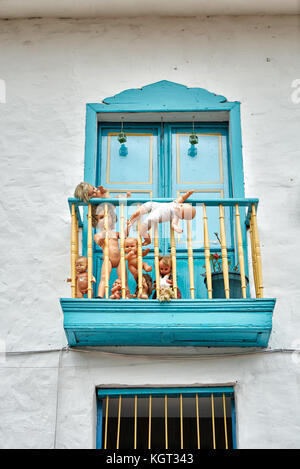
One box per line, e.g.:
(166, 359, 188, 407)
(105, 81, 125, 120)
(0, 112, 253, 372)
(204, 271, 249, 299)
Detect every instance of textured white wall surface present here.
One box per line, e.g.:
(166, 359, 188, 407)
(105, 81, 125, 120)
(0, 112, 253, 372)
(0, 15, 300, 449)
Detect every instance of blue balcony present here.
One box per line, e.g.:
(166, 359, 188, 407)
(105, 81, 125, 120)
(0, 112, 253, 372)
(60, 197, 276, 348)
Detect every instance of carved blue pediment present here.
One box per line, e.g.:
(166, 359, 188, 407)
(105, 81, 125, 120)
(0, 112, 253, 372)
(92, 80, 229, 112)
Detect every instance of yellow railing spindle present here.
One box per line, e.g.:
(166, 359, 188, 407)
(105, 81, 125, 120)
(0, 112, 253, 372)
(187, 220, 195, 299)
(137, 208, 143, 298)
(251, 204, 264, 298)
(203, 204, 212, 299)
(165, 395, 168, 450)
(120, 203, 126, 299)
(148, 395, 152, 450)
(223, 393, 228, 450)
(249, 216, 259, 297)
(104, 203, 109, 299)
(154, 223, 160, 300)
(71, 203, 77, 298)
(211, 394, 216, 450)
(87, 203, 93, 299)
(170, 224, 178, 299)
(219, 204, 230, 299)
(104, 396, 109, 450)
(195, 394, 200, 449)
(116, 395, 122, 449)
(235, 204, 247, 299)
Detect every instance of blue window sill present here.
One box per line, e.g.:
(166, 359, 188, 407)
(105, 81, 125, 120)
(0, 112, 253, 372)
(60, 298, 276, 348)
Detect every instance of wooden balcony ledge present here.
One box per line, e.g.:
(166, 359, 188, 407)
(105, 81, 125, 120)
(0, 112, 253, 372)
(60, 297, 276, 347)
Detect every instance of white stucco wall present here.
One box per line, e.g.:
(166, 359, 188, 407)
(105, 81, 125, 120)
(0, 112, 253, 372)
(0, 15, 300, 449)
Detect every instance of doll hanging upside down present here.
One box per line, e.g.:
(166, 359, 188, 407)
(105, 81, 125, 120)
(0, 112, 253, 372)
(126, 190, 196, 245)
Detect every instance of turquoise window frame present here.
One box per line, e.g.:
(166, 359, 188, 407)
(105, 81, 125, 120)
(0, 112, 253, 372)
(96, 386, 237, 449)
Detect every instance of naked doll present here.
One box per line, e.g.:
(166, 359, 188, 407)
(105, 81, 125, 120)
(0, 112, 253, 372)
(126, 190, 196, 245)
(125, 237, 152, 281)
(93, 203, 129, 298)
(67, 256, 96, 298)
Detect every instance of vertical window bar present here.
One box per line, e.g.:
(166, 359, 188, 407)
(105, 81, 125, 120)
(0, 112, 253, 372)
(134, 395, 137, 449)
(104, 395, 109, 449)
(148, 394, 152, 450)
(165, 394, 168, 449)
(116, 395, 122, 449)
(211, 393, 216, 449)
(195, 393, 200, 449)
(222, 393, 228, 449)
(180, 393, 184, 449)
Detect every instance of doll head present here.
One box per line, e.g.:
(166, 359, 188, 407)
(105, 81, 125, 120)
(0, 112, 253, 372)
(94, 203, 117, 229)
(74, 182, 110, 203)
(174, 203, 196, 221)
(113, 278, 122, 288)
(159, 256, 172, 276)
(135, 274, 153, 297)
(75, 256, 88, 274)
(74, 182, 96, 203)
(125, 237, 138, 254)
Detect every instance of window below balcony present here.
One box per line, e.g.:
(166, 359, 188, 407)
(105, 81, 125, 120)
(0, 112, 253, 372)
(96, 387, 236, 450)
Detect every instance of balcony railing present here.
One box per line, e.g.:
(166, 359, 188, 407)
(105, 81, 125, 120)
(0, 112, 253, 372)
(60, 197, 276, 347)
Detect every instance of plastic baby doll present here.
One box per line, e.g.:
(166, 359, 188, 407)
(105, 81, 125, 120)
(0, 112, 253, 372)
(93, 203, 129, 299)
(74, 182, 131, 203)
(152, 255, 182, 300)
(67, 256, 96, 298)
(127, 190, 196, 245)
(132, 274, 153, 299)
(125, 237, 152, 281)
(110, 278, 130, 299)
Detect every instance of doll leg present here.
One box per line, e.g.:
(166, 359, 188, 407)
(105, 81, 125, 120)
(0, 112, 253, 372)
(140, 222, 152, 245)
(97, 260, 112, 298)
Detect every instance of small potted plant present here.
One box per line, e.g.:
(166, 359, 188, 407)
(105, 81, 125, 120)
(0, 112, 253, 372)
(203, 233, 248, 298)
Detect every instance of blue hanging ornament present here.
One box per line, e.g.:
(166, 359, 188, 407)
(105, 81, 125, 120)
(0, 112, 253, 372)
(188, 118, 198, 157)
(118, 119, 128, 157)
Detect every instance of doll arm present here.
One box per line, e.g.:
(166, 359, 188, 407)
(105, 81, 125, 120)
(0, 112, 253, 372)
(125, 250, 136, 261)
(171, 216, 183, 233)
(176, 189, 195, 204)
(96, 185, 110, 198)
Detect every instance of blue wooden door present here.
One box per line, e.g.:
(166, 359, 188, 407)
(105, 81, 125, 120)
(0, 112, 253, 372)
(96, 123, 234, 298)
(166, 124, 234, 298)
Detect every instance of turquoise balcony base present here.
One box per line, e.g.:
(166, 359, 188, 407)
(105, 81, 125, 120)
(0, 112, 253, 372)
(60, 298, 275, 348)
